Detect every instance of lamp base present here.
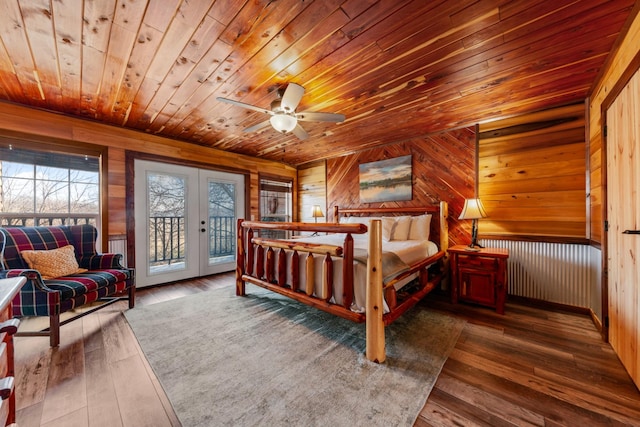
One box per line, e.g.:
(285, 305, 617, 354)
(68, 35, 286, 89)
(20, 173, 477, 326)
(469, 219, 484, 249)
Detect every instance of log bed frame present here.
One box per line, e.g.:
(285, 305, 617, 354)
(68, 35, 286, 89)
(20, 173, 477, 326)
(236, 202, 449, 363)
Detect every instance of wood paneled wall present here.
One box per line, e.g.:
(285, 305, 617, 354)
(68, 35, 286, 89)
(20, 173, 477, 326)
(478, 103, 587, 240)
(326, 127, 476, 247)
(0, 102, 296, 243)
(589, 5, 640, 244)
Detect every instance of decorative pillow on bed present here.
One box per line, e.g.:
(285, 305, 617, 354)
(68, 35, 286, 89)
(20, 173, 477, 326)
(381, 216, 413, 241)
(345, 216, 372, 224)
(381, 217, 395, 241)
(347, 216, 386, 231)
(20, 245, 88, 279)
(392, 216, 412, 240)
(408, 214, 432, 241)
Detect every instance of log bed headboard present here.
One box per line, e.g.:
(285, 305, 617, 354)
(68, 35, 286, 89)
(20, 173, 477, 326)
(333, 202, 449, 252)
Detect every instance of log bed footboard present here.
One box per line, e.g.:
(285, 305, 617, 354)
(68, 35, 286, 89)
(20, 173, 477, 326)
(236, 202, 449, 363)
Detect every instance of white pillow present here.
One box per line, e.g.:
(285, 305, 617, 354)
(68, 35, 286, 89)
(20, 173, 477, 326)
(408, 214, 432, 241)
(346, 216, 372, 224)
(344, 217, 386, 239)
(381, 217, 395, 241)
(392, 216, 412, 240)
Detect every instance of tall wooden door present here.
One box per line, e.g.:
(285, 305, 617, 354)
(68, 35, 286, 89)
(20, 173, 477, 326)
(606, 66, 640, 389)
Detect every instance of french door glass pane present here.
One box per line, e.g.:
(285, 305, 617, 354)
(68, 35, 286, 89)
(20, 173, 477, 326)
(207, 180, 236, 265)
(147, 172, 186, 274)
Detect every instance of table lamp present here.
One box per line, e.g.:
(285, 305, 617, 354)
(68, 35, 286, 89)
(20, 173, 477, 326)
(458, 198, 487, 249)
(311, 205, 324, 223)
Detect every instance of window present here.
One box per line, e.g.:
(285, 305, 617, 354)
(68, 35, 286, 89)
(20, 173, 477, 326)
(0, 146, 100, 227)
(259, 177, 292, 239)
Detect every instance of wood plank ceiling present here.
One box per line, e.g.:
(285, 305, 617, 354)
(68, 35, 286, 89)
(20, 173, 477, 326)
(0, 0, 635, 166)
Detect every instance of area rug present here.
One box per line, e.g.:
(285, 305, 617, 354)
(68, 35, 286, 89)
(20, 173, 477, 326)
(124, 287, 464, 426)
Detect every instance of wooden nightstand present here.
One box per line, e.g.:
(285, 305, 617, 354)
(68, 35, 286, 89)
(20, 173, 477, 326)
(448, 245, 509, 314)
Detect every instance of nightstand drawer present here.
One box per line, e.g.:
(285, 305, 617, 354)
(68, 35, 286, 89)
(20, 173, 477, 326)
(457, 254, 497, 269)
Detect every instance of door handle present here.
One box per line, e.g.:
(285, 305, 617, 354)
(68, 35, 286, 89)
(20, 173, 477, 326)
(622, 230, 640, 234)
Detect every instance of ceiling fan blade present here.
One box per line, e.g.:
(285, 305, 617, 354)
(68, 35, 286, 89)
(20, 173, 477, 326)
(243, 120, 272, 133)
(280, 83, 305, 112)
(296, 111, 346, 123)
(216, 97, 272, 115)
(291, 124, 308, 140)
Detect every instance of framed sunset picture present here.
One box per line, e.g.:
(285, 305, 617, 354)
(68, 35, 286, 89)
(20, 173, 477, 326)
(359, 155, 412, 203)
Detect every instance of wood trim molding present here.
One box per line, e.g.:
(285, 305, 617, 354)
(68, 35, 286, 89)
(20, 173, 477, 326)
(124, 150, 252, 269)
(508, 295, 591, 316)
(481, 234, 590, 245)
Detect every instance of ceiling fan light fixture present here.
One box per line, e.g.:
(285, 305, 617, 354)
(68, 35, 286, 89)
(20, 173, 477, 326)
(217, 83, 344, 139)
(270, 113, 297, 133)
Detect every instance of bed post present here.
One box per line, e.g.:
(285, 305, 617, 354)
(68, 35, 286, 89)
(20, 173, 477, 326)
(439, 201, 450, 289)
(440, 201, 449, 252)
(236, 219, 246, 296)
(366, 219, 385, 363)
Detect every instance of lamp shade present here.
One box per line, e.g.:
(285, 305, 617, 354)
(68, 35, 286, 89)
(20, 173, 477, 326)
(270, 113, 297, 133)
(458, 198, 487, 220)
(311, 205, 324, 218)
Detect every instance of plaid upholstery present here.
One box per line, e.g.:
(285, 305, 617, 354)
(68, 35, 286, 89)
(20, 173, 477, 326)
(0, 268, 61, 316)
(0, 225, 134, 318)
(59, 279, 130, 313)
(1, 226, 75, 269)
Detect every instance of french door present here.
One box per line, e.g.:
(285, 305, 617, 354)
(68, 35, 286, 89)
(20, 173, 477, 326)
(134, 159, 245, 287)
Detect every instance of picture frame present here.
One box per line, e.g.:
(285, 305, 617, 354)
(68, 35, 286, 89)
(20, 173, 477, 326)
(359, 155, 412, 203)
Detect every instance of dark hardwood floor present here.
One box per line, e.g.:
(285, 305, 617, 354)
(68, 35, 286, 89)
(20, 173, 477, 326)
(13, 272, 640, 426)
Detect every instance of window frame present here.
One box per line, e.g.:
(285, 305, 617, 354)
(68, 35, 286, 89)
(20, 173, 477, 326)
(258, 174, 293, 239)
(0, 133, 108, 250)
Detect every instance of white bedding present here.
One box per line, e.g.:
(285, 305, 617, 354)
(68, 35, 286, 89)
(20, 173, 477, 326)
(253, 232, 438, 313)
(295, 233, 437, 265)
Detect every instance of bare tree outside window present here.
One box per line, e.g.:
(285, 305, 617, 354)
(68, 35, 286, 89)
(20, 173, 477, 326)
(146, 174, 239, 270)
(208, 181, 235, 259)
(147, 172, 186, 268)
(0, 150, 99, 227)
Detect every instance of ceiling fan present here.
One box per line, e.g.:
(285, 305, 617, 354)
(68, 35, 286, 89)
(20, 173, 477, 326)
(216, 83, 345, 140)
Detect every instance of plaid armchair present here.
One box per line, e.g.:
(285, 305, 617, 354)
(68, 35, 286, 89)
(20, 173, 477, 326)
(0, 224, 135, 347)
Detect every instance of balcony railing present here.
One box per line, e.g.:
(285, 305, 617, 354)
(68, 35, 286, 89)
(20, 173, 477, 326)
(0, 213, 98, 227)
(149, 215, 235, 266)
